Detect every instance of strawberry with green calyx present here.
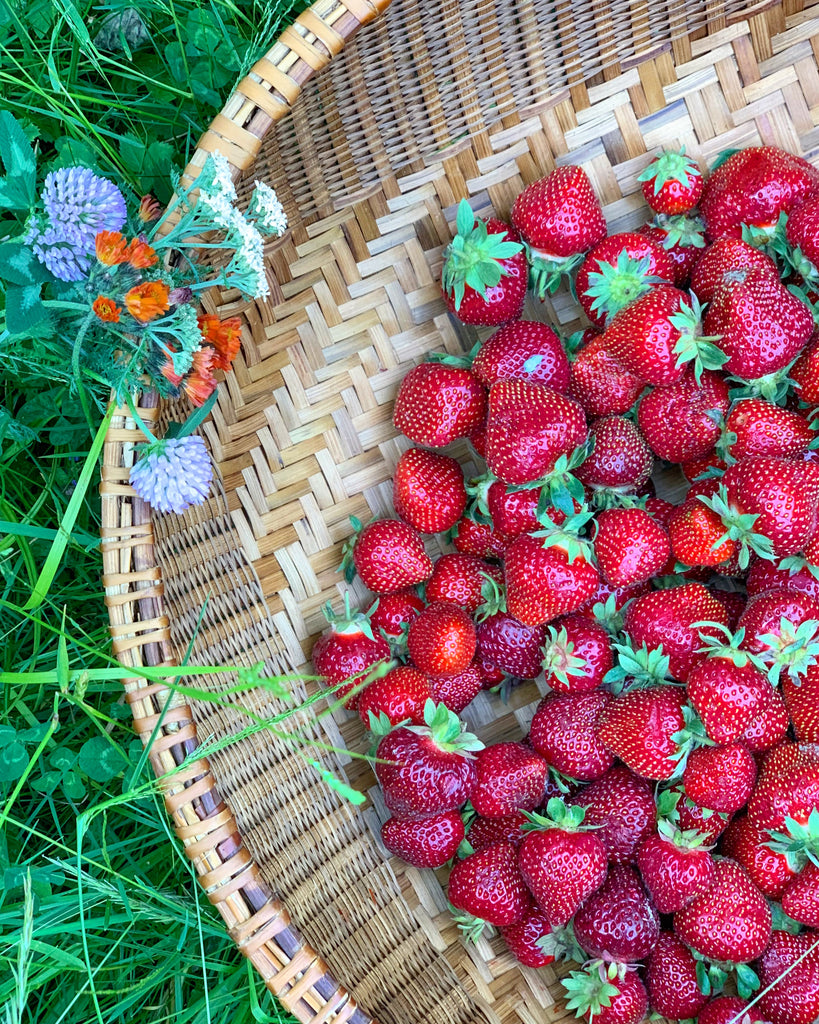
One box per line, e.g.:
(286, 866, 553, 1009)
(447, 841, 531, 939)
(683, 741, 757, 814)
(639, 213, 707, 286)
(724, 398, 814, 462)
(542, 615, 613, 694)
(517, 798, 609, 926)
(575, 582, 651, 635)
(407, 601, 476, 678)
(791, 327, 819, 404)
(699, 995, 767, 1024)
(603, 638, 673, 690)
(392, 361, 487, 448)
(470, 320, 571, 391)
(568, 334, 645, 419)
(739, 606, 819, 689)
(593, 507, 671, 588)
(367, 589, 425, 647)
(380, 811, 464, 868)
(748, 555, 819, 600)
(636, 798, 716, 913)
(312, 593, 393, 709)
(572, 864, 660, 962)
(575, 415, 654, 499)
(441, 200, 526, 326)
(695, 484, 774, 570)
(450, 511, 510, 560)
(567, 764, 656, 865)
(747, 742, 819, 834)
(783, 662, 819, 742)
(639, 148, 704, 215)
(721, 814, 795, 899)
(358, 665, 432, 730)
(576, 234, 676, 327)
(690, 236, 780, 303)
(505, 439, 594, 521)
(785, 193, 819, 285)
(756, 930, 819, 1024)
(668, 497, 738, 569)
(340, 516, 433, 593)
(645, 931, 710, 1020)
(562, 961, 648, 1024)
(500, 908, 555, 968)
(475, 610, 547, 679)
(425, 553, 502, 615)
(766, 807, 819, 877)
(536, 919, 587, 964)
(393, 447, 467, 535)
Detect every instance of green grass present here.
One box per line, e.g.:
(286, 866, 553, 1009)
(0, 2, 310, 1022)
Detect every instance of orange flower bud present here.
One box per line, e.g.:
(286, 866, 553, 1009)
(124, 281, 170, 322)
(92, 295, 122, 322)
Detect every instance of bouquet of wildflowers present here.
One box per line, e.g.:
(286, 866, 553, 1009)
(0, 111, 286, 514)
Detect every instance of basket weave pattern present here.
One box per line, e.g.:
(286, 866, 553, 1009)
(102, 2, 819, 1022)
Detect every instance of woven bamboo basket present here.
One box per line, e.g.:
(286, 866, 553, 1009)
(100, 1, 819, 1021)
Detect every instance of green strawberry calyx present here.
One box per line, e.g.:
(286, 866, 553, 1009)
(338, 514, 365, 583)
(562, 960, 628, 1020)
(464, 471, 498, 526)
(767, 808, 819, 872)
(407, 699, 485, 755)
(694, 953, 760, 1001)
(448, 904, 490, 944)
(671, 294, 729, 384)
(638, 149, 701, 193)
(474, 572, 508, 622)
(541, 624, 585, 687)
(529, 249, 586, 300)
(538, 921, 586, 963)
(322, 589, 377, 639)
(590, 592, 630, 637)
(427, 339, 481, 370)
(695, 623, 768, 672)
(667, 704, 714, 778)
(697, 485, 775, 570)
(659, 785, 730, 829)
(522, 798, 592, 834)
(755, 616, 819, 686)
(508, 439, 593, 519)
(727, 358, 801, 405)
(584, 249, 668, 324)
(655, 813, 714, 851)
(779, 554, 819, 583)
(604, 639, 672, 691)
(442, 199, 524, 311)
(651, 212, 707, 250)
(533, 507, 596, 564)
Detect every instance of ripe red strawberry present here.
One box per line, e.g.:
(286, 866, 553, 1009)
(467, 812, 528, 851)
(603, 284, 723, 387)
(428, 662, 482, 714)
(639, 149, 704, 214)
(720, 815, 794, 898)
(358, 665, 431, 729)
(393, 362, 486, 447)
(451, 513, 510, 559)
(569, 334, 644, 418)
(484, 379, 587, 485)
(740, 687, 790, 751)
(703, 267, 814, 381)
(482, 479, 540, 537)
(700, 146, 819, 240)
(637, 368, 730, 463)
(784, 663, 819, 742)
(686, 634, 773, 744)
(563, 963, 648, 1024)
(475, 611, 547, 678)
(407, 602, 476, 677)
(756, 930, 819, 1024)
(791, 328, 819, 405)
(312, 598, 392, 708)
(441, 201, 526, 325)
(638, 215, 706, 286)
(747, 742, 819, 832)
(574, 579, 653, 628)
(517, 799, 608, 926)
(669, 498, 736, 568)
(425, 553, 502, 614)
(690, 236, 779, 302)
(575, 232, 676, 327)
(471, 742, 548, 818)
(573, 864, 660, 961)
(699, 996, 765, 1024)
(738, 586, 819, 683)
(568, 765, 657, 864)
(375, 701, 482, 814)
(345, 519, 433, 597)
(782, 861, 819, 927)
(530, 690, 614, 782)
(448, 841, 531, 931)
(787, 191, 819, 271)
(747, 556, 819, 601)
(682, 449, 728, 482)
(380, 811, 464, 868)
(683, 742, 757, 814)
(645, 931, 709, 1020)
(637, 822, 716, 913)
(499, 908, 555, 968)
(393, 448, 466, 534)
(725, 398, 813, 462)
(366, 589, 425, 641)
(674, 856, 771, 963)
(669, 787, 732, 843)
(472, 321, 570, 392)
(597, 686, 688, 780)
(576, 415, 654, 495)
(622, 582, 729, 682)
(593, 507, 670, 587)
(542, 614, 613, 693)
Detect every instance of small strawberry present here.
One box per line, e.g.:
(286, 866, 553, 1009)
(683, 742, 758, 814)
(747, 742, 819, 833)
(699, 996, 766, 1024)
(637, 368, 730, 463)
(393, 362, 486, 447)
(381, 811, 464, 868)
(393, 448, 466, 534)
(637, 817, 716, 913)
(669, 498, 737, 568)
(366, 589, 425, 642)
(596, 686, 688, 780)
(407, 602, 476, 677)
(344, 517, 433, 593)
(638, 214, 707, 286)
(471, 320, 570, 391)
(575, 232, 676, 327)
(720, 814, 794, 898)
(593, 507, 670, 587)
(451, 513, 510, 559)
(670, 787, 732, 843)
(448, 841, 531, 935)
(481, 477, 540, 537)
(441, 200, 526, 325)
(738, 586, 819, 684)
(756, 930, 819, 1024)
(428, 662, 482, 714)
(783, 662, 819, 742)
(471, 742, 549, 818)
(517, 798, 609, 926)
(575, 416, 654, 498)
(375, 701, 483, 814)
(466, 812, 528, 851)
(358, 665, 432, 730)
(312, 596, 392, 708)
(690, 236, 780, 302)
(725, 398, 813, 462)
(425, 553, 503, 615)
(542, 614, 613, 693)
(563, 962, 648, 1024)
(567, 765, 657, 865)
(569, 334, 644, 418)
(529, 689, 614, 782)
(573, 864, 660, 961)
(500, 908, 555, 968)
(682, 449, 728, 482)
(700, 146, 819, 240)
(475, 611, 547, 679)
(645, 931, 709, 1020)
(638, 149, 704, 214)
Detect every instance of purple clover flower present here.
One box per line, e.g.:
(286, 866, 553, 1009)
(25, 219, 91, 282)
(129, 435, 213, 514)
(42, 167, 127, 249)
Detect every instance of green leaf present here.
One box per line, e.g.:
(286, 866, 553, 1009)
(456, 199, 475, 238)
(30, 770, 61, 794)
(0, 740, 29, 782)
(0, 110, 36, 210)
(5, 282, 48, 335)
(0, 243, 51, 286)
(61, 769, 86, 800)
(78, 736, 129, 783)
(48, 746, 76, 772)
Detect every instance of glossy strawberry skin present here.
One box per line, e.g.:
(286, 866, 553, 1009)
(504, 533, 600, 628)
(756, 930, 819, 1024)
(792, 328, 819, 405)
(669, 499, 736, 568)
(471, 742, 548, 818)
(569, 334, 644, 418)
(517, 826, 608, 927)
(484, 482, 540, 537)
(726, 398, 813, 462)
(576, 416, 653, 492)
(750, 558, 819, 602)
(637, 368, 729, 463)
(475, 611, 547, 678)
(638, 222, 702, 286)
(393, 448, 466, 534)
(358, 665, 431, 728)
(636, 833, 715, 913)
(593, 507, 670, 587)
(787, 192, 819, 267)
(352, 519, 433, 593)
(738, 587, 819, 661)
(699, 996, 764, 1024)
(572, 864, 660, 962)
(645, 931, 709, 1020)
(467, 812, 528, 851)
(472, 321, 570, 392)
(690, 236, 779, 302)
(406, 602, 476, 677)
(747, 741, 819, 832)
(448, 841, 531, 925)
(674, 790, 732, 842)
(367, 590, 425, 639)
(640, 154, 704, 215)
(720, 814, 794, 898)
(375, 727, 478, 815)
(683, 742, 758, 814)
(428, 662, 482, 714)
(741, 687, 790, 752)
(590, 970, 649, 1024)
(312, 627, 391, 709)
(568, 766, 657, 865)
(425, 553, 502, 615)
(784, 663, 819, 742)
(597, 686, 687, 780)
(686, 656, 772, 745)
(451, 515, 510, 559)
(781, 861, 819, 927)
(499, 908, 555, 968)
(529, 690, 614, 782)
(381, 811, 464, 868)
(542, 614, 613, 693)
(511, 165, 607, 256)
(393, 363, 487, 447)
(443, 218, 527, 326)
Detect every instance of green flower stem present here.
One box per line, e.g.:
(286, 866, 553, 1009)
(124, 391, 158, 444)
(70, 311, 98, 438)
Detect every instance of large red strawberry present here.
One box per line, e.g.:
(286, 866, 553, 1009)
(639, 149, 704, 214)
(568, 765, 657, 865)
(471, 321, 570, 392)
(407, 601, 476, 677)
(786, 192, 819, 275)
(637, 368, 730, 463)
(345, 518, 434, 593)
(366, 589, 425, 641)
(475, 611, 547, 678)
(720, 814, 795, 898)
(683, 742, 757, 814)
(740, 687, 790, 752)
(393, 447, 466, 534)
(481, 478, 540, 537)
(746, 556, 819, 602)
(563, 963, 648, 1024)
(792, 327, 819, 405)
(575, 416, 654, 496)
(756, 930, 819, 1024)
(500, 908, 555, 968)
(441, 201, 526, 325)
(636, 820, 716, 913)
(638, 215, 706, 286)
(700, 146, 819, 240)
(725, 398, 813, 462)
(393, 362, 486, 447)
(448, 841, 531, 933)
(484, 379, 587, 485)
(517, 799, 608, 926)
(781, 861, 819, 927)
(593, 507, 670, 587)
(569, 334, 645, 418)
(686, 633, 773, 744)
(381, 811, 464, 868)
(425, 553, 502, 615)
(690, 236, 779, 302)
(596, 686, 688, 780)
(451, 513, 510, 559)
(530, 690, 614, 782)
(358, 665, 431, 730)
(471, 742, 548, 818)
(645, 931, 709, 1020)
(374, 701, 482, 814)
(312, 597, 392, 708)
(575, 231, 676, 327)
(747, 742, 819, 832)
(542, 614, 613, 693)
(572, 864, 660, 961)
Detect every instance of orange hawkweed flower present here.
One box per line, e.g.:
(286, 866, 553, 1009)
(124, 281, 170, 322)
(95, 231, 129, 266)
(198, 313, 242, 371)
(127, 238, 158, 269)
(92, 296, 122, 322)
(183, 348, 217, 407)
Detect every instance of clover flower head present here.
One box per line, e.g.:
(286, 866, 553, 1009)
(250, 181, 288, 236)
(24, 216, 91, 282)
(129, 435, 213, 514)
(42, 166, 127, 251)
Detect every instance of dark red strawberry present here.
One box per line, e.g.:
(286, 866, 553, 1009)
(720, 814, 794, 898)
(683, 742, 757, 814)
(699, 996, 766, 1024)
(517, 799, 608, 926)
(690, 236, 779, 302)
(756, 930, 819, 1024)
(381, 811, 464, 868)
(374, 702, 482, 814)
(441, 202, 526, 325)
(686, 633, 773, 744)
(358, 665, 431, 729)
(596, 686, 688, 780)
(791, 327, 819, 405)
(448, 841, 531, 933)
(593, 507, 670, 587)
(671, 787, 732, 843)
(645, 931, 709, 1020)
(569, 334, 644, 418)
(312, 597, 392, 709)
(573, 864, 660, 961)
(669, 498, 736, 568)
(563, 963, 648, 1024)
(542, 614, 613, 693)
(530, 690, 614, 782)
(472, 321, 570, 392)
(485, 379, 587, 485)
(637, 368, 730, 463)
(393, 362, 486, 447)
(407, 602, 476, 677)
(637, 821, 716, 913)
(428, 662, 482, 714)
(451, 514, 510, 559)
(346, 518, 433, 593)
(784, 663, 819, 742)
(367, 589, 425, 640)
(500, 908, 555, 968)
(639, 149, 704, 214)
(567, 765, 657, 865)
(425, 553, 502, 614)
(725, 398, 813, 462)
(575, 416, 654, 496)
(738, 587, 819, 684)
(475, 611, 547, 678)
(740, 687, 790, 752)
(467, 811, 528, 851)
(471, 742, 548, 818)
(747, 742, 819, 832)
(700, 146, 819, 240)
(782, 861, 819, 927)
(638, 215, 706, 286)
(393, 448, 466, 533)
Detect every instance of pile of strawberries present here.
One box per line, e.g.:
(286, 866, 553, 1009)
(311, 146, 819, 1024)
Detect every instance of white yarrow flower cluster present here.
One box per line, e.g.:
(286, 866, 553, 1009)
(208, 151, 238, 202)
(250, 181, 288, 236)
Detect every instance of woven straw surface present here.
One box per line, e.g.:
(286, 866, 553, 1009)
(101, 1, 819, 1022)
